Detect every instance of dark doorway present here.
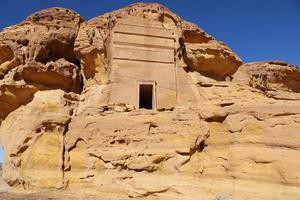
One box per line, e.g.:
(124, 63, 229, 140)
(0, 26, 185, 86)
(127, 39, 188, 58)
(139, 84, 153, 109)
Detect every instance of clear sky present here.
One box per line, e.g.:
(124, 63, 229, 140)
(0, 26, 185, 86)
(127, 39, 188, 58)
(0, 0, 299, 162)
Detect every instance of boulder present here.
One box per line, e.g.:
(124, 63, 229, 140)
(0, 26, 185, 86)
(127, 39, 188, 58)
(181, 21, 243, 80)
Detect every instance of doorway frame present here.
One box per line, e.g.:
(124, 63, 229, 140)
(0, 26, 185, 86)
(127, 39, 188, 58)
(136, 80, 157, 110)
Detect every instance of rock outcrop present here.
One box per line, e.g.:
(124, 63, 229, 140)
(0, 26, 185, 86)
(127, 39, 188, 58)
(181, 21, 243, 80)
(0, 3, 299, 200)
(0, 7, 83, 122)
(74, 3, 242, 84)
(233, 61, 300, 100)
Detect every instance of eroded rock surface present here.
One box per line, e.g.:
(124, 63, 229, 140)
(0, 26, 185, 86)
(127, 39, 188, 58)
(0, 3, 299, 200)
(181, 21, 243, 80)
(0, 7, 83, 122)
(233, 61, 300, 100)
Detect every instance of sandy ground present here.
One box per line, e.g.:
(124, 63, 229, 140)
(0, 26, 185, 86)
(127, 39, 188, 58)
(0, 175, 102, 200)
(0, 186, 102, 200)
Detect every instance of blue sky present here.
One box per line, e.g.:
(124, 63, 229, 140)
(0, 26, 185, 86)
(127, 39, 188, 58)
(0, 0, 300, 162)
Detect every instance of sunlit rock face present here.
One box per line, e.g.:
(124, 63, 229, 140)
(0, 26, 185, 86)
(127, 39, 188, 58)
(0, 3, 300, 200)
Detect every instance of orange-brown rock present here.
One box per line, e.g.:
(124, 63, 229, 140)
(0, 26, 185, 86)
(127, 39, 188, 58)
(181, 21, 243, 80)
(233, 61, 300, 91)
(0, 45, 17, 79)
(22, 59, 82, 92)
(0, 7, 83, 65)
(0, 3, 299, 200)
(233, 61, 300, 100)
(74, 3, 242, 84)
(0, 84, 37, 122)
(0, 7, 83, 122)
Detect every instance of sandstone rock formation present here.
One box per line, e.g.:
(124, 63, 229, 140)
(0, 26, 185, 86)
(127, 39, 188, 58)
(0, 7, 83, 122)
(233, 61, 300, 100)
(0, 3, 299, 200)
(181, 21, 243, 80)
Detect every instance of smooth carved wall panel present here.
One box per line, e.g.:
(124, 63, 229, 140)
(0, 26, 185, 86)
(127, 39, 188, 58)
(108, 18, 177, 109)
(111, 60, 176, 90)
(113, 18, 175, 39)
(113, 45, 174, 64)
(113, 33, 175, 49)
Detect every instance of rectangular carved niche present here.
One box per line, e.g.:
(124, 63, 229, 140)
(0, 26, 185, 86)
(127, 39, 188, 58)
(137, 80, 156, 109)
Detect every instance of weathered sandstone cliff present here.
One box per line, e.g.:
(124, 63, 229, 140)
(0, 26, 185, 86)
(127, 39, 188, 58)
(0, 3, 299, 200)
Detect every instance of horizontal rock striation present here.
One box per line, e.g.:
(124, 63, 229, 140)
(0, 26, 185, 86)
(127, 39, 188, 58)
(0, 3, 299, 200)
